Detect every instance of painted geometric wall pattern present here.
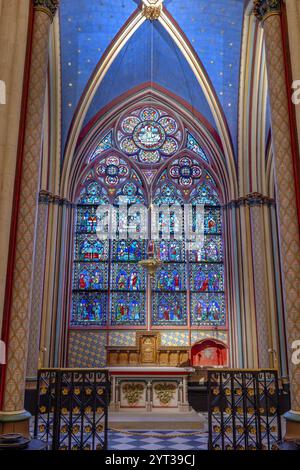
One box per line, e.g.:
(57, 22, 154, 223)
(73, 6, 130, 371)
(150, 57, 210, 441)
(108, 331, 137, 347)
(160, 331, 190, 346)
(68, 331, 107, 368)
(191, 330, 227, 344)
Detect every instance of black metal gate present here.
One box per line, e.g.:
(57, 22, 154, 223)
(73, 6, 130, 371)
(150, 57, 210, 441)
(208, 369, 282, 450)
(34, 368, 110, 450)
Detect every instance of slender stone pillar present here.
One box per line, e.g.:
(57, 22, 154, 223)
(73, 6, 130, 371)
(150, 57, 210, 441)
(26, 192, 50, 379)
(249, 194, 274, 368)
(0, 0, 59, 435)
(254, 0, 300, 440)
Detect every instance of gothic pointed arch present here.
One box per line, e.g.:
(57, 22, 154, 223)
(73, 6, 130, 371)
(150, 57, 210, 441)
(61, 6, 237, 200)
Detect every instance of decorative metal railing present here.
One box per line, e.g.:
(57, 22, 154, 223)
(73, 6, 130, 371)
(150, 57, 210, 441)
(34, 369, 110, 450)
(207, 369, 282, 450)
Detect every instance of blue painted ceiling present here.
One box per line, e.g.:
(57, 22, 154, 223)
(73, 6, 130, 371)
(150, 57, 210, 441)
(83, 21, 216, 131)
(59, 0, 245, 157)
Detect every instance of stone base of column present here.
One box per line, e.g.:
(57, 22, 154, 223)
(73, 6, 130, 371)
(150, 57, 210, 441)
(0, 410, 31, 438)
(284, 410, 300, 444)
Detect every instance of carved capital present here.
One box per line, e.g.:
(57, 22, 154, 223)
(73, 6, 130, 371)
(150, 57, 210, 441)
(253, 0, 281, 22)
(33, 0, 59, 21)
(225, 192, 275, 209)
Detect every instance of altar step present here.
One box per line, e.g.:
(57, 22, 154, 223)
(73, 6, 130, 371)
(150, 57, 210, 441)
(108, 410, 206, 430)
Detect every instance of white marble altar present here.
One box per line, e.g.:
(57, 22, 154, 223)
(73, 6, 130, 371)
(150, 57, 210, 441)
(109, 367, 194, 412)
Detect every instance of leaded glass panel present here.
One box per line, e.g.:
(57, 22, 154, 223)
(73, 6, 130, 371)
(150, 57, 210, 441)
(73, 263, 108, 291)
(75, 235, 109, 262)
(110, 292, 146, 325)
(153, 293, 187, 326)
(191, 293, 226, 327)
(71, 293, 108, 326)
(111, 263, 146, 291)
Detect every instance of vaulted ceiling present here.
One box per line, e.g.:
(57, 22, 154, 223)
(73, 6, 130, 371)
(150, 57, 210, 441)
(59, 0, 246, 158)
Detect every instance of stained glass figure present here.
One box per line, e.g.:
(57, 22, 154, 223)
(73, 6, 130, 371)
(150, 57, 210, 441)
(153, 293, 187, 326)
(111, 292, 145, 325)
(189, 236, 222, 262)
(77, 207, 99, 233)
(156, 265, 184, 291)
(74, 264, 108, 291)
(75, 236, 108, 262)
(71, 293, 107, 326)
(191, 294, 225, 326)
(113, 240, 145, 262)
(190, 264, 224, 292)
(117, 106, 182, 164)
(156, 240, 184, 262)
(204, 208, 221, 233)
(112, 264, 146, 291)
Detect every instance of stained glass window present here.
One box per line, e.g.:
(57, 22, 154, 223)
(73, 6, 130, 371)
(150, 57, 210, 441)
(71, 105, 226, 332)
(189, 175, 225, 327)
(116, 106, 183, 164)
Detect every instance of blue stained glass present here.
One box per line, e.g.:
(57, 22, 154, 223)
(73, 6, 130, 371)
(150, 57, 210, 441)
(190, 183, 219, 206)
(72, 106, 226, 333)
(204, 208, 221, 233)
(74, 263, 108, 291)
(190, 264, 224, 292)
(189, 235, 223, 262)
(156, 265, 185, 291)
(111, 292, 145, 325)
(78, 181, 109, 205)
(191, 293, 225, 327)
(90, 131, 113, 162)
(154, 183, 183, 205)
(76, 235, 108, 262)
(113, 240, 145, 261)
(156, 240, 185, 262)
(112, 264, 146, 291)
(71, 293, 107, 326)
(153, 293, 187, 326)
(77, 207, 99, 233)
(187, 132, 209, 163)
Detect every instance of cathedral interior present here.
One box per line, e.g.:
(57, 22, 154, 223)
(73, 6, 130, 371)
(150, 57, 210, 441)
(0, 0, 300, 452)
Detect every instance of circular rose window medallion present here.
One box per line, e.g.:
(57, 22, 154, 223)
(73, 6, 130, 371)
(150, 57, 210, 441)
(106, 165, 119, 177)
(117, 107, 181, 164)
(133, 121, 166, 151)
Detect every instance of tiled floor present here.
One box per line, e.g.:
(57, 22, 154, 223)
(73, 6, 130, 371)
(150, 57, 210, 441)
(108, 430, 208, 450)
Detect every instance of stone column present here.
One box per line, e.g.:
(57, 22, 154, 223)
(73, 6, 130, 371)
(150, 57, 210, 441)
(249, 194, 274, 368)
(0, 0, 59, 435)
(26, 191, 50, 379)
(254, 0, 300, 440)
(285, 0, 300, 148)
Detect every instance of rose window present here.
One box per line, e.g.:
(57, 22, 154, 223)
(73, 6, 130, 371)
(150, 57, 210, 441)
(169, 157, 202, 187)
(117, 107, 181, 164)
(96, 156, 129, 186)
